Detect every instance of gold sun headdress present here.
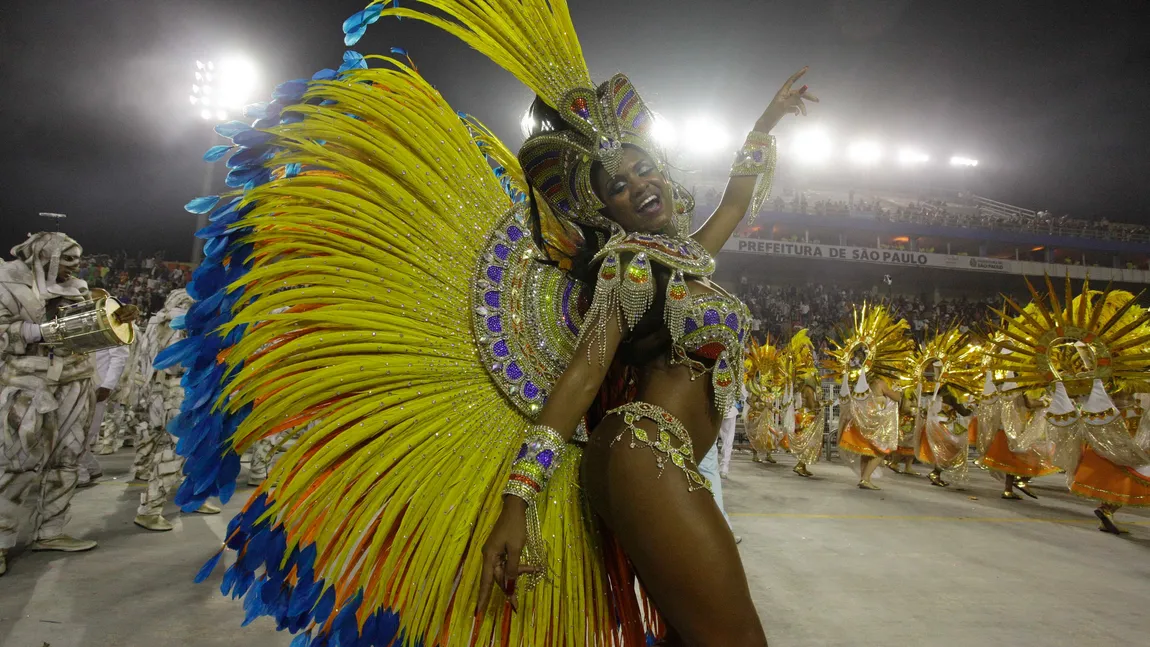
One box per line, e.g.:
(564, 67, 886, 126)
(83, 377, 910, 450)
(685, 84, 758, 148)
(989, 276, 1150, 397)
(369, 0, 676, 234)
(910, 327, 981, 397)
(824, 302, 914, 386)
(786, 329, 818, 384)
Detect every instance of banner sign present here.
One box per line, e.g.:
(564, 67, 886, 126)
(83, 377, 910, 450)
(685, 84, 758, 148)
(722, 237, 1150, 284)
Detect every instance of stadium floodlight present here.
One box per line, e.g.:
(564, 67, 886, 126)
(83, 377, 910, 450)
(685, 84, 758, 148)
(847, 140, 882, 165)
(898, 148, 930, 165)
(791, 128, 832, 164)
(216, 56, 258, 109)
(950, 156, 979, 167)
(682, 116, 730, 155)
(191, 56, 259, 122)
(650, 113, 677, 148)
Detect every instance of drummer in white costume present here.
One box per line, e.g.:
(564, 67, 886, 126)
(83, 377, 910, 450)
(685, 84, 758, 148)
(0, 233, 136, 576)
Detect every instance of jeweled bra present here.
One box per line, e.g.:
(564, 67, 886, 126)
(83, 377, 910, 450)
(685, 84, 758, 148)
(582, 232, 750, 414)
(474, 217, 749, 416)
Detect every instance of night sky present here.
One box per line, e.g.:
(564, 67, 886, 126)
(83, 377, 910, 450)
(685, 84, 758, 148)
(1, 0, 1147, 260)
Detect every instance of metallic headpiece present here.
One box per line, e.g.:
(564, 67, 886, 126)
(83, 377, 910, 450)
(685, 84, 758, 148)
(518, 74, 669, 231)
(363, 1, 683, 235)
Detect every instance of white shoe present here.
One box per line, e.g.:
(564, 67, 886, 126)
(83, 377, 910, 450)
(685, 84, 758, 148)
(247, 476, 266, 487)
(720, 471, 729, 480)
(193, 502, 222, 515)
(30, 535, 98, 552)
(0, 548, 7, 576)
(734, 536, 743, 545)
(134, 514, 175, 532)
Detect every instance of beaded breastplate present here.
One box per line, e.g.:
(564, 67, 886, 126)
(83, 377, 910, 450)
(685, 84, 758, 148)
(582, 232, 749, 414)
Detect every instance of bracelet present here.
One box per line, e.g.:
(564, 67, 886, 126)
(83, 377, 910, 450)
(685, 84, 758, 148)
(730, 132, 778, 225)
(502, 424, 567, 587)
(503, 424, 566, 503)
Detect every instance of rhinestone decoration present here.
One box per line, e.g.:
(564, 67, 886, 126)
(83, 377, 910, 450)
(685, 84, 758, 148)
(472, 205, 585, 416)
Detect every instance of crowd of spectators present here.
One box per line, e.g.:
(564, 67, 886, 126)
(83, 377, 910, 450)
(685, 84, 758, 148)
(755, 194, 1150, 243)
(77, 251, 191, 316)
(738, 280, 1000, 352)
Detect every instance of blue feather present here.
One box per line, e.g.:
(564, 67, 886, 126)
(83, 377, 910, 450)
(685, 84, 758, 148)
(203, 145, 234, 162)
(194, 549, 224, 583)
(339, 50, 367, 73)
(215, 121, 251, 139)
(312, 68, 338, 81)
(234, 130, 274, 147)
(273, 79, 308, 101)
(290, 632, 312, 647)
(313, 587, 336, 624)
(185, 195, 220, 214)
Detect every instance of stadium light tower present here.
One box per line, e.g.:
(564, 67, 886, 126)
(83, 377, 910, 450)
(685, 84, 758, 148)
(189, 56, 260, 265)
(847, 140, 882, 166)
(681, 116, 730, 156)
(650, 113, 678, 149)
(950, 155, 979, 167)
(791, 128, 833, 165)
(898, 148, 930, 165)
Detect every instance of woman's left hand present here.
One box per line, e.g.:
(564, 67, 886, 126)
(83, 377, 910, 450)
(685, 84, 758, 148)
(756, 66, 818, 132)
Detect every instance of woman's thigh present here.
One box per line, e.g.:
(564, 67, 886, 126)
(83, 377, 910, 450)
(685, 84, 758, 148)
(583, 418, 768, 647)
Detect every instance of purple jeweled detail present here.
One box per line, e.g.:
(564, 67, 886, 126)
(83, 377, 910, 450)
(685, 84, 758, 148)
(486, 265, 504, 283)
(507, 225, 524, 241)
(738, 329, 745, 341)
(703, 309, 720, 326)
(505, 362, 523, 381)
(561, 280, 577, 334)
(493, 243, 510, 261)
(718, 358, 728, 370)
(536, 449, 555, 469)
(684, 318, 698, 334)
(523, 381, 540, 399)
(752, 150, 764, 162)
(486, 315, 502, 334)
(516, 443, 529, 460)
(484, 291, 500, 309)
(492, 340, 510, 357)
(724, 312, 740, 331)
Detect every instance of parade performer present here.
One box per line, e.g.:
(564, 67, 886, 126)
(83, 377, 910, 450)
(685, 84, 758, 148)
(95, 320, 143, 456)
(827, 303, 913, 490)
(134, 289, 220, 531)
(784, 330, 823, 477)
(907, 328, 979, 488)
(77, 317, 132, 487)
(744, 337, 778, 463)
(168, 1, 816, 644)
(1009, 282, 1150, 534)
(885, 387, 919, 475)
(1, 233, 102, 576)
(981, 300, 1060, 499)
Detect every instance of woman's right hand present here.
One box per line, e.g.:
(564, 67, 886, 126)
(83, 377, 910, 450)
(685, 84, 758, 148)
(476, 496, 536, 615)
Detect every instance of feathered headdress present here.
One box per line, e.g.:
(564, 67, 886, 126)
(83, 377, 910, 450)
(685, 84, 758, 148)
(350, 0, 684, 236)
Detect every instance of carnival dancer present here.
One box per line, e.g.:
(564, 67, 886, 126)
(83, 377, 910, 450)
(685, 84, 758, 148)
(1, 233, 135, 576)
(978, 338, 1058, 499)
(828, 303, 913, 490)
(77, 322, 131, 487)
(908, 328, 980, 488)
(784, 330, 824, 477)
(885, 387, 919, 475)
(95, 320, 142, 456)
(168, 1, 816, 643)
(1029, 287, 1150, 534)
(133, 289, 219, 531)
(744, 336, 780, 464)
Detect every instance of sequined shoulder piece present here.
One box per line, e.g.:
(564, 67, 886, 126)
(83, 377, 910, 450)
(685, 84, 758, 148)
(473, 204, 585, 415)
(592, 231, 715, 279)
